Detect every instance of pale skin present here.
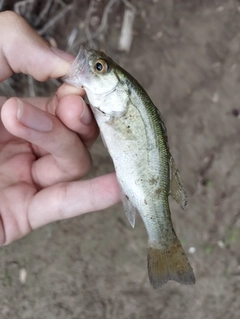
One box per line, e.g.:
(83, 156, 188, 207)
(0, 11, 121, 246)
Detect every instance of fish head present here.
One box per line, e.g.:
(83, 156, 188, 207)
(65, 45, 120, 98)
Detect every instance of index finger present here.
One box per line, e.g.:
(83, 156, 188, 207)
(28, 173, 121, 231)
(0, 11, 72, 82)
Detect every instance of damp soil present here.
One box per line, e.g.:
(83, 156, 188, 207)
(0, 1, 240, 318)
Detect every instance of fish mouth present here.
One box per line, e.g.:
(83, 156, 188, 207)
(75, 44, 89, 71)
(63, 44, 90, 88)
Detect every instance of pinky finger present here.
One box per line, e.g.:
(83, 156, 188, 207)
(28, 173, 121, 229)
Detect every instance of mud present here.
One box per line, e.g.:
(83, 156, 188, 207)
(0, 1, 240, 318)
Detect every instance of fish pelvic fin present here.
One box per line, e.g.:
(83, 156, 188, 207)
(120, 189, 137, 228)
(147, 236, 195, 289)
(169, 154, 188, 210)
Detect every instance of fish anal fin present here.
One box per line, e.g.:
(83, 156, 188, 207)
(147, 237, 195, 289)
(169, 155, 188, 210)
(121, 194, 137, 228)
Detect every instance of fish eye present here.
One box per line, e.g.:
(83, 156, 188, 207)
(94, 59, 108, 74)
(96, 62, 103, 71)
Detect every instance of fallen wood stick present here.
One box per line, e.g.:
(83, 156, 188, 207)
(118, 7, 135, 52)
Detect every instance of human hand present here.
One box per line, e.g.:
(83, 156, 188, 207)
(0, 11, 121, 245)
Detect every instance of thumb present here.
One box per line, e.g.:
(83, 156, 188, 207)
(0, 11, 73, 81)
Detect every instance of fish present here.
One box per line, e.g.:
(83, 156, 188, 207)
(64, 45, 195, 289)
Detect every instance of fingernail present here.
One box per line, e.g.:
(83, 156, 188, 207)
(79, 103, 93, 125)
(17, 99, 53, 132)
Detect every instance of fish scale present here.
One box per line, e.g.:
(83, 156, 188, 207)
(65, 45, 195, 289)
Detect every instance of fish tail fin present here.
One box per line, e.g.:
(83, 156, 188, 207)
(147, 235, 195, 289)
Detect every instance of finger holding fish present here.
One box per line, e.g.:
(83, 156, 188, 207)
(56, 94, 99, 148)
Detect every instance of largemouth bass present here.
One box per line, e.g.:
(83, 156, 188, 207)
(65, 45, 195, 289)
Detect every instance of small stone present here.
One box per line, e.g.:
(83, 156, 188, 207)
(188, 247, 196, 254)
(19, 268, 27, 284)
(217, 240, 225, 249)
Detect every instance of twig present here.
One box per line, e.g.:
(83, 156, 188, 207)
(67, 27, 78, 50)
(55, 0, 67, 7)
(91, 0, 119, 39)
(84, 0, 119, 45)
(0, 79, 16, 96)
(118, 0, 136, 52)
(14, 0, 35, 15)
(37, 4, 73, 36)
(122, 0, 137, 14)
(118, 7, 135, 52)
(35, 0, 53, 26)
(84, 0, 98, 46)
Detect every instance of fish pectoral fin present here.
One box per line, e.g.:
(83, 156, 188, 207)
(121, 194, 137, 228)
(169, 154, 188, 210)
(147, 237, 195, 289)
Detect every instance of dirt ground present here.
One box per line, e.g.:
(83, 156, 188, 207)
(0, 0, 240, 318)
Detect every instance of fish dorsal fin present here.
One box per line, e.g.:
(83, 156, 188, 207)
(121, 193, 137, 228)
(169, 155, 188, 210)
